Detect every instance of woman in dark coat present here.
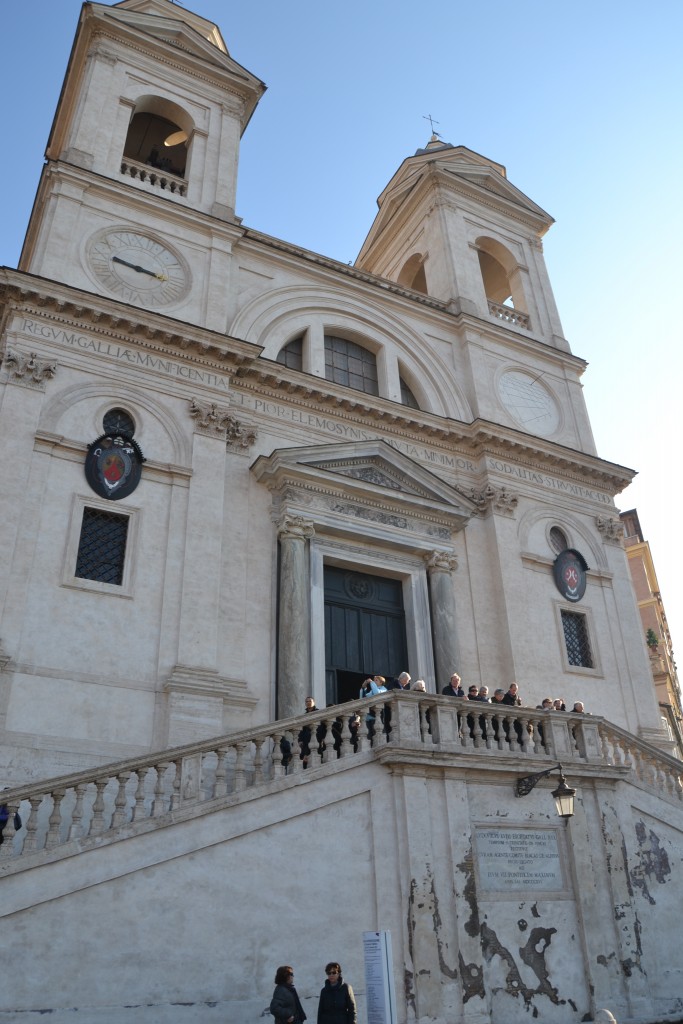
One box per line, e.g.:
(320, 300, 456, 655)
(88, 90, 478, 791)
(317, 962, 356, 1024)
(270, 965, 307, 1024)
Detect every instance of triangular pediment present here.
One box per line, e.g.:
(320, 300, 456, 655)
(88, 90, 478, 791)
(251, 440, 478, 535)
(357, 143, 552, 265)
(102, 3, 264, 96)
(112, 0, 228, 54)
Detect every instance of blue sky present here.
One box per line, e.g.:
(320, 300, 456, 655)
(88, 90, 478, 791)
(2, 0, 682, 660)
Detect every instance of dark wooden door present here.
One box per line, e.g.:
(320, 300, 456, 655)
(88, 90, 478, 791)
(324, 567, 408, 704)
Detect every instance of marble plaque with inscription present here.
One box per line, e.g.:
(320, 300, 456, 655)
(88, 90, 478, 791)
(475, 827, 564, 892)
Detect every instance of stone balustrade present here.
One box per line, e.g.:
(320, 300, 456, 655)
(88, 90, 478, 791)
(120, 158, 187, 197)
(487, 299, 530, 329)
(1, 694, 680, 867)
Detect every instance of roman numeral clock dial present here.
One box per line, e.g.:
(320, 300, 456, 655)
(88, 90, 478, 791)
(86, 228, 190, 308)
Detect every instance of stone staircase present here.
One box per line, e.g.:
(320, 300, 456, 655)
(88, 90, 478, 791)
(2, 691, 681, 874)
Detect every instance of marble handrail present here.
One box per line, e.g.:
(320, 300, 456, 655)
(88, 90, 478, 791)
(1, 694, 678, 864)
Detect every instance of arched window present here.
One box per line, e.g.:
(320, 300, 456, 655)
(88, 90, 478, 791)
(123, 97, 193, 179)
(324, 336, 378, 396)
(400, 377, 420, 410)
(397, 253, 428, 295)
(276, 335, 304, 372)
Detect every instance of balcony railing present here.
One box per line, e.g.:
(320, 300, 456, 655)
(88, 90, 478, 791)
(120, 158, 187, 197)
(1, 694, 680, 869)
(488, 300, 530, 329)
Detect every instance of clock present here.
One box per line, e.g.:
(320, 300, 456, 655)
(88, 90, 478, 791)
(498, 370, 560, 436)
(86, 228, 190, 308)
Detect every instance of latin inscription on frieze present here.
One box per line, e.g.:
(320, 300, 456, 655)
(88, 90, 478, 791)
(17, 318, 229, 390)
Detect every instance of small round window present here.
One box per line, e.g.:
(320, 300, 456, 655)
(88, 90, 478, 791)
(549, 526, 568, 554)
(103, 408, 136, 437)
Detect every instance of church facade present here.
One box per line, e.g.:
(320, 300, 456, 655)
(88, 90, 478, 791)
(4, 5, 683, 1024)
(0, 0, 664, 784)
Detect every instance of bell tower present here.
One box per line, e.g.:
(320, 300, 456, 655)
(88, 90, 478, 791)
(356, 138, 597, 455)
(19, 0, 265, 332)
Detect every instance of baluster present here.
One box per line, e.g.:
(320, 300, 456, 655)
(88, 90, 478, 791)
(321, 719, 334, 765)
(69, 783, 88, 840)
(338, 717, 352, 759)
(471, 708, 484, 748)
(214, 747, 229, 797)
(152, 763, 169, 816)
(0, 800, 20, 859)
(234, 743, 247, 791)
(22, 796, 43, 853)
(252, 739, 265, 785)
(91, 779, 109, 834)
(111, 772, 132, 828)
(519, 716, 531, 754)
(288, 734, 304, 775)
(45, 789, 66, 849)
(271, 733, 285, 778)
(490, 712, 503, 750)
(168, 760, 182, 811)
(132, 768, 151, 822)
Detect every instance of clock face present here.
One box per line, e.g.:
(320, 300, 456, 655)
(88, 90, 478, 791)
(498, 370, 560, 436)
(86, 228, 190, 308)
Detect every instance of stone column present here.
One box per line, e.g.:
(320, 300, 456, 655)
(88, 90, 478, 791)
(425, 550, 459, 688)
(277, 515, 315, 719)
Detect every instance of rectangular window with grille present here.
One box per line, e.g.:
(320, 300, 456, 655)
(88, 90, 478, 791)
(75, 507, 129, 585)
(561, 610, 593, 668)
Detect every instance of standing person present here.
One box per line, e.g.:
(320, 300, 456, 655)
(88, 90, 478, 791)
(271, 966, 307, 1024)
(502, 682, 522, 706)
(442, 673, 464, 697)
(502, 682, 523, 745)
(317, 962, 356, 1024)
(360, 677, 386, 740)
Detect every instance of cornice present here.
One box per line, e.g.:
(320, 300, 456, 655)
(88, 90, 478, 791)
(241, 228, 448, 310)
(0, 269, 262, 371)
(231, 372, 634, 495)
(87, 23, 261, 112)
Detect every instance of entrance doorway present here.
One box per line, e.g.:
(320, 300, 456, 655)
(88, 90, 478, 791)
(324, 566, 408, 705)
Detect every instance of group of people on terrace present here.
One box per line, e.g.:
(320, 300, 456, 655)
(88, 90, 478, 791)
(280, 671, 587, 765)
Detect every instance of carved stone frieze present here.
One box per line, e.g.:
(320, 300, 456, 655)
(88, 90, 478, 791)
(189, 398, 257, 451)
(596, 515, 624, 544)
(3, 350, 57, 388)
(425, 550, 458, 575)
(277, 514, 315, 541)
(328, 500, 408, 530)
(465, 485, 519, 517)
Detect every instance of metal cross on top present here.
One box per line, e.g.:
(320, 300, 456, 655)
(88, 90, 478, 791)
(423, 114, 441, 137)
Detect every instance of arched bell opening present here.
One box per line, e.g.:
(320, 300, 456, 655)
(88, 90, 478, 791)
(123, 95, 194, 179)
(397, 252, 429, 295)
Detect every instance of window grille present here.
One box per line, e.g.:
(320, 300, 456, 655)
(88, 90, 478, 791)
(103, 408, 136, 436)
(324, 335, 378, 396)
(561, 610, 593, 668)
(75, 508, 129, 585)
(276, 336, 304, 371)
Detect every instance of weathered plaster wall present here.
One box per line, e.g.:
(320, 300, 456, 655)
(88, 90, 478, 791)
(1, 757, 682, 1023)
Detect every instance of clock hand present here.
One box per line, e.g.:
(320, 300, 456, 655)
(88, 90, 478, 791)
(112, 256, 167, 281)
